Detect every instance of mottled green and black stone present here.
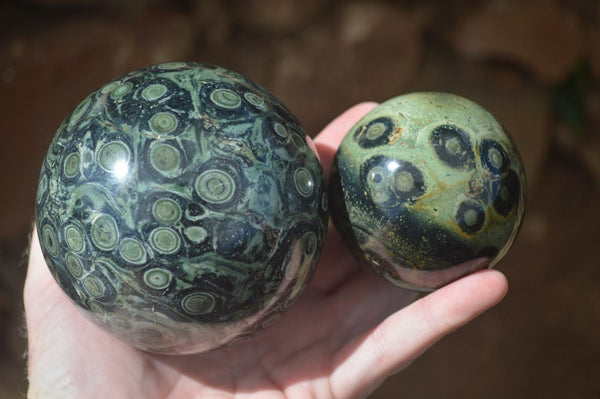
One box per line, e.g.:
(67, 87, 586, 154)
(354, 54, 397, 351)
(35, 62, 328, 353)
(330, 92, 525, 291)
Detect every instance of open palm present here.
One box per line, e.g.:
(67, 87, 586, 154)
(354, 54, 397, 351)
(25, 103, 508, 399)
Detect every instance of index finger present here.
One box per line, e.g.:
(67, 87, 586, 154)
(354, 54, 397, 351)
(313, 102, 378, 180)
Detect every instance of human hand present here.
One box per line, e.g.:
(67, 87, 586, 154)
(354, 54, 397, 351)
(25, 102, 508, 399)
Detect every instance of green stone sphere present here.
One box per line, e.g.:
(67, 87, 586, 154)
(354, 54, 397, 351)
(329, 92, 526, 291)
(35, 62, 328, 354)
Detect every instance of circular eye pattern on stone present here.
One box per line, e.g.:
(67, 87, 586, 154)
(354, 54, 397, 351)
(244, 92, 266, 110)
(90, 214, 119, 251)
(97, 141, 131, 175)
(492, 169, 520, 216)
(64, 224, 85, 253)
(389, 160, 426, 202)
(85, 263, 118, 303)
(210, 88, 242, 109)
(41, 224, 59, 257)
(195, 169, 236, 204)
(261, 116, 291, 146)
(63, 152, 81, 179)
(273, 122, 288, 139)
(290, 132, 306, 151)
(148, 227, 181, 255)
(181, 292, 216, 315)
(361, 158, 392, 207)
(293, 167, 314, 197)
(480, 139, 509, 175)
(361, 156, 426, 208)
(82, 275, 106, 298)
(143, 268, 173, 290)
(152, 198, 182, 224)
(158, 61, 188, 70)
(431, 125, 475, 170)
(141, 84, 168, 101)
(39, 225, 60, 262)
(456, 200, 486, 234)
(110, 82, 133, 100)
(367, 166, 386, 186)
(69, 96, 91, 124)
(354, 117, 395, 149)
(149, 112, 178, 135)
(101, 80, 122, 94)
(149, 142, 181, 178)
(65, 252, 84, 278)
(119, 237, 148, 265)
(365, 164, 391, 207)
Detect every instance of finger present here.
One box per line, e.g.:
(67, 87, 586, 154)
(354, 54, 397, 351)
(330, 269, 509, 399)
(313, 102, 378, 180)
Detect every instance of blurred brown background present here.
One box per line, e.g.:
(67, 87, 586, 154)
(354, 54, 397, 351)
(1, 0, 600, 397)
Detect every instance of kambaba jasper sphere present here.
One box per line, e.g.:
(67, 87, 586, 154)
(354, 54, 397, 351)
(35, 62, 328, 354)
(329, 92, 526, 291)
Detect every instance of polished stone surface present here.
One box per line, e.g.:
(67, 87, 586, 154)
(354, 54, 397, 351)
(35, 62, 328, 354)
(330, 92, 526, 291)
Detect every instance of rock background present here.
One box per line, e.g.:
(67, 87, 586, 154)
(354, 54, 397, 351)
(1, 0, 599, 397)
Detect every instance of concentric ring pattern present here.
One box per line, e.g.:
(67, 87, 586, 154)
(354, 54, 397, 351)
(35, 62, 328, 354)
(329, 92, 526, 291)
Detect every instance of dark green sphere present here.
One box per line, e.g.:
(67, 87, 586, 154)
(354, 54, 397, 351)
(330, 92, 525, 291)
(35, 62, 328, 353)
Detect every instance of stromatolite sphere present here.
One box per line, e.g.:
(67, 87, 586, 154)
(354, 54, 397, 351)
(329, 92, 525, 291)
(35, 62, 328, 354)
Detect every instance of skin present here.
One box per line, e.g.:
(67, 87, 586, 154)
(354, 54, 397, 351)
(24, 102, 508, 399)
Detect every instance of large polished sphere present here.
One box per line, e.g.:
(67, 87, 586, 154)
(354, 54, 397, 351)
(35, 62, 328, 354)
(329, 92, 525, 291)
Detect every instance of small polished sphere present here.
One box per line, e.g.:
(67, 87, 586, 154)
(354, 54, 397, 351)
(35, 62, 328, 354)
(329, 92, 526, 291)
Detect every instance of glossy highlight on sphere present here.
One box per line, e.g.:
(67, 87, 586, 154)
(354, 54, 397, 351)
(329, 92, 525, 291)
(35, 62, 328, 354)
